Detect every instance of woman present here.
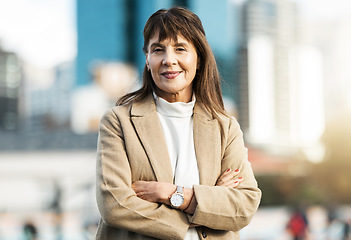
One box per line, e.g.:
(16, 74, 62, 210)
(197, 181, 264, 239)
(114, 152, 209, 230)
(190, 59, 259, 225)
(96, 6, 261, 240)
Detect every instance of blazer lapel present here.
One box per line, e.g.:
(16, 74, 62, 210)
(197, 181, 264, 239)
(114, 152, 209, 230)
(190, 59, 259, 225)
(130, 95, 173, 183)
(193, 102, 222, 186)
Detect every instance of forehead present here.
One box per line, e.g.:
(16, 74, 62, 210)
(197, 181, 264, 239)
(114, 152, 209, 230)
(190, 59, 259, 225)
(148, 33, 191, 46)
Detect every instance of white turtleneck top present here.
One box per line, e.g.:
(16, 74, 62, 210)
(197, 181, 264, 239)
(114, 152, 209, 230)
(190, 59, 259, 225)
(154, 94, 200, 240)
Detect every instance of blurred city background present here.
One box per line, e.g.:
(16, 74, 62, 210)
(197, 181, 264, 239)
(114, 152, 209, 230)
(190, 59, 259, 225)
(0, 0, 350, 239)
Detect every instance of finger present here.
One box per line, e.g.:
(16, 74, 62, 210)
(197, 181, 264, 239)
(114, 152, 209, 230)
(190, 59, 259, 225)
(135, 190, 156, 200)
(132, 183, 141, 191)
(217, 169, 232, 184)
(226, 180, 240, 188)
(134, 190, 158, 203)
(132, 181, 150, 191)
(225, 177, 244, 188)
(221, 168, 240, 180)
(132, 183, 149, 193)
(133, 188, 147, 195)
(216, 168, 240, 185)
(131, 182, 141, 189)
(132, 180, 147, 187)
(134, 189, 148, 195)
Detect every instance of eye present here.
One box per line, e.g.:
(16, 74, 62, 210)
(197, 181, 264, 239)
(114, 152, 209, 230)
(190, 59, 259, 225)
(176, 47, 186, 52)
(153, 47, 163, 53)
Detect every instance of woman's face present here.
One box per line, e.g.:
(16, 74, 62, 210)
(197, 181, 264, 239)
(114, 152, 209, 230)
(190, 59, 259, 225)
(146, 33, 198, 103)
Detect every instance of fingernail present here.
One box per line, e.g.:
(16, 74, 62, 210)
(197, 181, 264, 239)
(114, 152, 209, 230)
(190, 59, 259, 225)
(235, 169, 239, 172)
(238, 177, 243, 180)
(227, 168, 231, 172)
(234, 181, 239, 184)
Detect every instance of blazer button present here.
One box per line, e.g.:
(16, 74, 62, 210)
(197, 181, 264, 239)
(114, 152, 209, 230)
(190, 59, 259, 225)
(202, 231, 207, 238)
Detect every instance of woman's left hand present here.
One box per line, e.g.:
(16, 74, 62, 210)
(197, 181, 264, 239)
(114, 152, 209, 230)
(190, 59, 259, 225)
(132, 181, 175, 204)
(216, 168, 244, 188)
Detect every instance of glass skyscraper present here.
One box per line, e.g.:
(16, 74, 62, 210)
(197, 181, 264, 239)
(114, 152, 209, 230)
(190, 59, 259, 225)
(75, 0, 240, 104)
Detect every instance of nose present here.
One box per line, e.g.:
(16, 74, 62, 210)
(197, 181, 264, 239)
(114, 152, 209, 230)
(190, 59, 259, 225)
(162, 50, 177, 66)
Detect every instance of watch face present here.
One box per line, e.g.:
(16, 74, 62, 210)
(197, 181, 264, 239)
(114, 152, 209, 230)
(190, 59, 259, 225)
(170, 193, 184, 207)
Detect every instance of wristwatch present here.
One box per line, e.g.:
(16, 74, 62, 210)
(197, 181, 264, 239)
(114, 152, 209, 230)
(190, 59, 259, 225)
(170, 185, 184, 209)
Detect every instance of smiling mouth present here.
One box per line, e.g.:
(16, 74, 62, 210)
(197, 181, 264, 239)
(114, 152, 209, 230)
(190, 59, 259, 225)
(161, 71, 182, 79)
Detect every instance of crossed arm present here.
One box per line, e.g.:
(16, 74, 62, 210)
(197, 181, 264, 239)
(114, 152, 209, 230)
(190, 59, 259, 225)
(132, 167, 244, 215)
(97, 109, 261, 239)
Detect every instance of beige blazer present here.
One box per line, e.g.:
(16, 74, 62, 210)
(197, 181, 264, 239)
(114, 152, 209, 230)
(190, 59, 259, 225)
(96, 94, 261, 240)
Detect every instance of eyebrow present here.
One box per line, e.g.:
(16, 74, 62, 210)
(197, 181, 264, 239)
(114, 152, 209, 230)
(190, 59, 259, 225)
(150, 43, 163, 49)
(149, 42, 189, 49)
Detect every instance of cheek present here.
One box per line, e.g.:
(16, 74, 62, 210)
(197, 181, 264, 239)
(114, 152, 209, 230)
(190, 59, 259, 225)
(148, 57, 161, 72)
(151, 71, 159, 83)
(185, 55, 198, 73)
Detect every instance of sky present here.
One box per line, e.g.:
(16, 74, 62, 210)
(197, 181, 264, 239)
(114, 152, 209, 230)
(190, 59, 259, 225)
(0, 0, 350, 68)
(0, 0, 76, 68)
(294, 0, 351, 21)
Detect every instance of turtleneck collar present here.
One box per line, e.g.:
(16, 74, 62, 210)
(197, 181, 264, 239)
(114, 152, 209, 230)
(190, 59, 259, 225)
(153, 92, 195, 118)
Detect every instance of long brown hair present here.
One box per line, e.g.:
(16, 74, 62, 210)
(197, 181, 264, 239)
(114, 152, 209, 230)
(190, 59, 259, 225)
(117, 6, 227, 118)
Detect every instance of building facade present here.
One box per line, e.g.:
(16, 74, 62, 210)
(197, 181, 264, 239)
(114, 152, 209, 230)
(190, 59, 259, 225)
(75, 0, 241, 106)
(76, 0, 177, 87)
(238, 0, 299, 148)
(0, 46, 22, 131)
(237, 0, 325, 156)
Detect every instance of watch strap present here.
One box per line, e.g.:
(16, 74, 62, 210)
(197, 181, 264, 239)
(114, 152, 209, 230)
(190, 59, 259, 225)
(176, 185, 183, 194)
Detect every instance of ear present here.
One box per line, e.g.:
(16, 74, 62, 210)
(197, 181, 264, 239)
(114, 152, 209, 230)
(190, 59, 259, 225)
(145, 57, 150, 71)
(145, 53, 149, 67)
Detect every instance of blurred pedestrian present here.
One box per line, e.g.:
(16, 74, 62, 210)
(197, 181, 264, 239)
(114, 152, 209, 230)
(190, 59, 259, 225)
(325, 206, 351, 240)
(287, 209, 308, 240)
(23, 221, 37, 240)
(342, 219, 351, 240)
(95, 6, 261, 240)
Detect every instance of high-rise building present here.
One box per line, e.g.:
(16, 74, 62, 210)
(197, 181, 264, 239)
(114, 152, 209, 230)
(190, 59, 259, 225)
(75, 0, 241, 106)
(189, 0, 241, 101)
(0, 46, 22, 131)
(238, 0, 325, 153)
(76, 0, 178, 87)
(22, 61, 74, 133)
(238, 0, 298, 147)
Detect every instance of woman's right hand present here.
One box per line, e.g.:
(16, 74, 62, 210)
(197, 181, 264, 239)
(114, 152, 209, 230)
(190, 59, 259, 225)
(215, 168, 244, 188)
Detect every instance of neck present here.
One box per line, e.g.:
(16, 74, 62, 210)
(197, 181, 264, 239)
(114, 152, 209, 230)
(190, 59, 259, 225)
(154, 89, 193, 103)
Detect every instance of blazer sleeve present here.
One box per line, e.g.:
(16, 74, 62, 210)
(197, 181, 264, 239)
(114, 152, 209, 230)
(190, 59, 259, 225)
(188, 117, 261, 232)
(96, 109, 189, 240)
